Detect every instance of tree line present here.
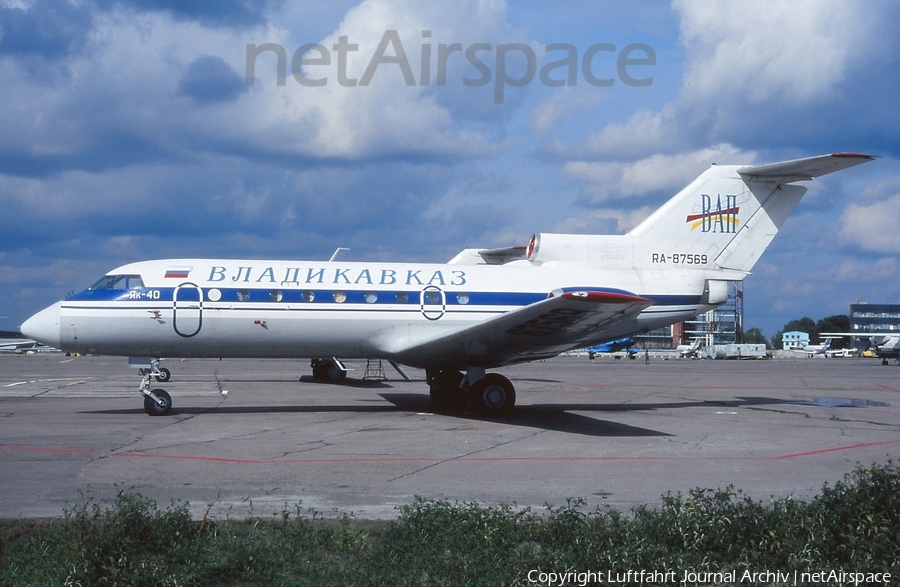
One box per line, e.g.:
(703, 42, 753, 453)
(742, 314, 850, 350)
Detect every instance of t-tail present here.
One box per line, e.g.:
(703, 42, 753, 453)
(526, 153, 874, 276)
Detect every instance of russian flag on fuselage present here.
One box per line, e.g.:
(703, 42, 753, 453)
(164, 267, 192, 279)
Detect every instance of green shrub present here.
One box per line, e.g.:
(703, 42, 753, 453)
(2, 462, 898, 586)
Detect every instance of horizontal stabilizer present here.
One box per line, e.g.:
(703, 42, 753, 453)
(738, 153, 875, 182)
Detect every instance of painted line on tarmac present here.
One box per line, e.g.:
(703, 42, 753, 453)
(3, 378, 86, 387)
(3, 438, 900, 465)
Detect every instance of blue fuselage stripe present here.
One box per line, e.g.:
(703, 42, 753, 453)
(65, 287, 703, 309)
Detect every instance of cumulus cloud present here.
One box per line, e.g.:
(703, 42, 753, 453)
(179, 55, 248, 104)
(839, 194, 900, 254)
(242, 0, 524, 159)
(105, 0, 281, 28)
(564, 1, 899, 160)
(0, 0, 95, 62)
(572, 107, 677, 159)
(674, 0, 863, 104)
(563, 144, 750, 205)
(0, 0, 529, 180)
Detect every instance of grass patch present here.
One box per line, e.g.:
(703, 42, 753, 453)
(2, 463, 899, 586)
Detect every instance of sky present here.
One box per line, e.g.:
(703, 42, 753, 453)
(1, 0, 899, 339)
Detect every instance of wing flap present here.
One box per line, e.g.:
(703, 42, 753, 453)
(389, 290, 653, 369)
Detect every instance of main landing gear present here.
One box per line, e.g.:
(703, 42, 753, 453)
(427, 368, 516, 417)
(139, 357, 172, 416)
(311, 357, 348, 383)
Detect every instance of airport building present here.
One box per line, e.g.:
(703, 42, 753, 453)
(637, 282, 744, 349)
(850, 303, 900, 334)
(782, 331, 809, 350)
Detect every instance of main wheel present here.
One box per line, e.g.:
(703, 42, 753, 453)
(469, 373, 516, 417)
(428, 370, 466, 413)
(313, 359, 347, 383)
(143, 389, 172, 416)
(155, 367, 171, 382)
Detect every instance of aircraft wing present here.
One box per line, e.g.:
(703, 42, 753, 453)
(820, 332, 900, 342)
(388, 290, 653, 369)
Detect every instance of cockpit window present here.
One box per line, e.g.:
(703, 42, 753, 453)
(108, 276, 128, 290)
(88, 274, 144, 291)
(89, 275, 119, 291)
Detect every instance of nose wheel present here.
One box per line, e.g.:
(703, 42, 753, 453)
(139, 364, 173, 416)
(154, 367, 171, 382)
(143, 388, 172, 416)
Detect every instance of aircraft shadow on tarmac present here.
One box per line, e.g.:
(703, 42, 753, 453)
(297, 376, 393, 388)
(380, 394, 804, 437)
(82, 393, 802, 438)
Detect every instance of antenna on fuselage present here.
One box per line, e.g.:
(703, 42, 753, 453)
(329, 247, 350, 262)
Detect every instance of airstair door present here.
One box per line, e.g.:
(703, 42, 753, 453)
(173, 283, 203, 337)
(420, 285, 446, 321)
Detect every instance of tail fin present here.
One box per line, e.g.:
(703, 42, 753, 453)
(628, 153, 874, 274)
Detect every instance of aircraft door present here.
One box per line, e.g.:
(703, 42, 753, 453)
(172, 282, 203, 337)
(420, 285, 446, 321)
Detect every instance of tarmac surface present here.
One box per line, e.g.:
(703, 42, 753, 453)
(1, 353, 899, 520)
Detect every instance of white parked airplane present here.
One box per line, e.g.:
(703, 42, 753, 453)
(21, 153, 874, 416)
(802, 337, 834, 357)
(821, 332, 900, 364)
(675, 338, 703, 358)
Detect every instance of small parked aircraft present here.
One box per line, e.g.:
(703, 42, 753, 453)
(675, 338, 703, 358)
(821, 332, 900, 364)
(585, 338, 637, 359)
(802, 337, 834, 357)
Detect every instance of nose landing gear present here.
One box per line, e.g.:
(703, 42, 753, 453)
(138, 358, 173, 416)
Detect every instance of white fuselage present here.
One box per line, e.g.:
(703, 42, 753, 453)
(29, 257, 713, 368)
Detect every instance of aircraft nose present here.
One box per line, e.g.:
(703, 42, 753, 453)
(21, 302, 62, 349)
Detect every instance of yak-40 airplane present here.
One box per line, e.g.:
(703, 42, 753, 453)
(22, 153, 874, 417)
